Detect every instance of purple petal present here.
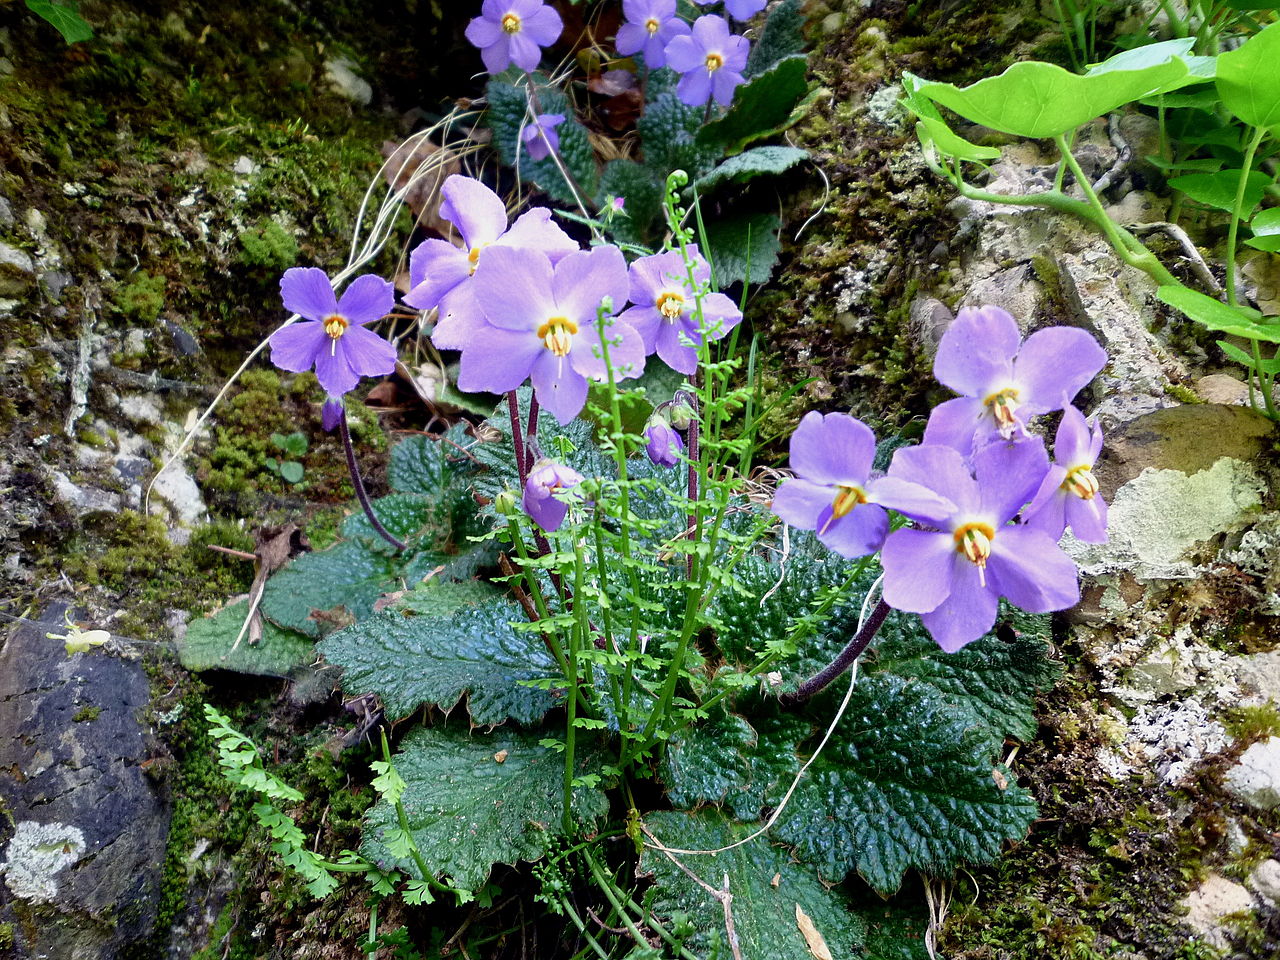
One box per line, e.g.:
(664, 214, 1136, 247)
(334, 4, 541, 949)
(479, 37, 513, 74)
(405, 239, 471, 311)
(522, 123, 553, 161)
(921, 396, 985, 455)
(525, 489, 568, 532)
(473, 246, 557, 332)
(987, 527, 1080, 613)
(553, 245, 630, 325)
(616, 23, 648, 58)
(338, 323, 398, 378)
(522, 5, 564, 46)
(430, 285, 487, 351)
(654, 320, 699, 374)
(866, 475, 956, 526)
(440, 175, 508, 250)
(789, 411, 874, 486)
(1065, 491, 1108, 543)
(269, 321, 327, 373)
(618, 305, 662, 352)
(455, 323, 542, 394)
(881, 529, 957, 614)
(1022, 465, 1070, 539)
(665, 35, 703, 73)
(920, 564, 1000, 653)
(690, 14, 730, 48)
(314, 340, 360, 397)
(677, 69, 713, 106)
(712, 70, 745, 107)
(1013, 326, 1107, 415)
(569, 318, 646, 382)
(530, 350, 589, 424)
(498, 207, 579, 262)
(507, 33, 542, 71)
(280, 267, 338, 322)
(724, 0, 766, 18)
(629, 250, 685, 305)
(818, 504, 889, 559)
(1054, 404, 1096, 466)
(887, 444, 978, 515)
(771, 476, 831, 530)
(321, 397, 344, 432)
(336, 274, 394, 326)
(698, 291, 743, 340)
(465, 15, 503, 50)
(933, 305, 1021, 399)
(974, 438, 1050, 524)
(722, 32, 750, 71)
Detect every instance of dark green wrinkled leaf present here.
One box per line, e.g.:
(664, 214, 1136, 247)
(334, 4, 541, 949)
(722, 713, 810, 822)
(487, 77, 599, 203)
(702, 210, 781, 286)
(745, 0, 806, 77)
(261, 539, 401, 638)
(698, 56, 809, 154)
(340, 493, 435, 551)
(599, 159, 664, 244)
(26, 0, 93, 43)
(640, 810, 868, 958)
(1159, 285, 1280, 343)
(637, 92, 720, 181)
(390, 578, 501, 616)
(318, 598, 559, 725)
(692, 146, 808, 195)
(362, 726, 608, 890)
(1216, 21, 1280, 130)
(1168, 169, 1272, 214)
(770, 673, 1038, 894)
(386, 425, 477, 497)
(661, 712, 756, 808)
(180, 600, 314, 676)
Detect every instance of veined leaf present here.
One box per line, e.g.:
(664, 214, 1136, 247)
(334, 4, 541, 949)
(181, 600, 314, 676)
(26, 0, 93, 43)
(1217, 339, 1280, 374)
(692, 146, 809, 195)
(702, 210, 781, 286)
(361, 726, 608, 890)
(1159, 285, 1280, 343)
(1217, 21, 1280, 130)
(1168, 169, 1273, 214)
(914, 57, 1188, 139)
(698, 55, 809, 154)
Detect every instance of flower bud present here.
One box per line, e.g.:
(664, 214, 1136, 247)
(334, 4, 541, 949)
(644, 415, 684, 468)
(522, 458, 585, 532)
(494, 490, 518, 516)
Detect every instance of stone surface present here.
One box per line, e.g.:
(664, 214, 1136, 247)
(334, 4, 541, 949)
(1123, 699, 1228, 785)
(324, 58, 372, 105)
(1231, 650, 1280, 705)
(1224, 738, 1280, 811)
(0, 240, 35, 297)
(50, 470, 122, 516)
(1181, 874, 1255, 949)
(1250, 859, 1280, 906)
(1195, 374, 1251, 406)
(0, 602, 170, 957)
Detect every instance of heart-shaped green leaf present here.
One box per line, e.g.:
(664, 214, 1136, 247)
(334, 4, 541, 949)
(1159, 285, 1280, 343)
(1217, 21, 1280, 130)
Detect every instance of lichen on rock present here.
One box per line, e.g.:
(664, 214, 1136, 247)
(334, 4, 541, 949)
(0, 821, 86, 904)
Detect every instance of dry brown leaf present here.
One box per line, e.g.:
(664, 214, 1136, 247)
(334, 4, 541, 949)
(795, 905, 834, 960)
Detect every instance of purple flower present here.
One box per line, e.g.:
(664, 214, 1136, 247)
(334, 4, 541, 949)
(407, 175, 577, 352)
(644, 415, 684, 467)
(665, 15, 749, 107)
(270, 268, 397, 398)
(460, 244, 645, 424)
(523, 458, 585, 532)
(618, 246, 742, 374)
(321, 395, 344, 432)
(881, 441, 1080, 653)
(771, 412, 955, 560)
(616, 0, 691, 69)
(520, 113, 564, 161)
(1022, 405, 1108, 543)
(465, 0, 564, 74)
(693, 0, 766, 20)
(923, 306, 1107, 457)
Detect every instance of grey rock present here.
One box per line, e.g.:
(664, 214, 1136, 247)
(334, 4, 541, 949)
(113, 455, 151, 485)
(324, 58, 372, 105)
(51, 471, 121, 516)
(907, 297, 952, 351)
(1195, 373, 1251, 406)
(119, 393, 163, 426)
(0, 240, 35, 297)
(1181, 874, 1255, 949)
(1225, 737, 1280, 811)
(40, 270, 73, 302)
(232, 155, 259, 176)
(1250, 859, 1280, 906)
(0, 196, 13, 231)
(0, 601, 170, 957)
(165, 320, 199, 356)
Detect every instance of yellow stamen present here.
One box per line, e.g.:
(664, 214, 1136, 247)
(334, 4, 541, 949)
(818, 483, 867, 534)
(645, 17, 660, 34)
(1062, 464, 1099, 500)
(323, 314, 349, 340)
(468, 245, 483, 275)
(953, 521, 995, 588)
(537, 316, 578, 357)
(705, 52, 724, 72)
(501, 12, 521, 34)
(656, 291, 684, 320)
(983, 387, 1021, 437)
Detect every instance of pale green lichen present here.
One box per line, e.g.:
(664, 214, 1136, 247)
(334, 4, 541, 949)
(0, 820, 86, 903)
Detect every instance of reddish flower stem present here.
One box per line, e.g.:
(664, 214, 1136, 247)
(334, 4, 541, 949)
(338, 411, 406, 552)
(507, 391, 527, 487)
(778, 599, 891, 707)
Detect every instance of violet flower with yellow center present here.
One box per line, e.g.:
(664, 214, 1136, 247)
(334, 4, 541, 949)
(618, 246, 741, 374)
(771, 412, 954, 559)
(881, 441, 1080, 653)
(523, 458, 585, 532)
(269, 268, 397, 398)
(465, 0, 564, 74)
(923, 305, 1107, 456)
(1022, 404, 1108, 542)
(616, 0, 690, 68)
(664, 15, 749, 107)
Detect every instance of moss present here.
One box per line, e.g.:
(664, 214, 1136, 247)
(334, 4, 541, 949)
(72, 705, 101, 723)
(77, 427, 109, 448)
(114, 272, 167, 323)
(0, 922, 13, 949)
(1222, 704, 1280, 745)
(238, 219, 298, 272)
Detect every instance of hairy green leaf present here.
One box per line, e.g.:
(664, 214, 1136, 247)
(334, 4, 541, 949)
(317, 598, 559, 724)
(487, 77, 599, 204)
(661, 712, 756, 809)
(698, 56, 809, 154)
(1217, 21, 1280, 130)
(362, 726, 608, 890)
(702, 210, 781, 286)
(387, 426, 477, 497)
(770, 673, 1038, 894)
(692, 146, 808, 195)
(640, 810, 868, 958)
(181, 600, 314, 676)
(637, 92, 720, 181)
(745, 0, 807, 76)
(261, 539, 401, 638)
(599, 159, 664, 243)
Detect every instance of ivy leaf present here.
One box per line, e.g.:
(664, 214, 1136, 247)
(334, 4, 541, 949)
(180, 600, 314, 676)
(1158, 285, 1280, 343)
(698, 56, 809, 155)
(361, 726, 608, 890)
(317, 598, 560, 725)
(770, 673, 1037, 895)
(702, 210, 781, 286)
(639, 810, 868, 958)
(692, 146, 809, 195)
(25, 0, 93, 43)
(745, 0, 807, 78)
(1168, 169, 1272, 214)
